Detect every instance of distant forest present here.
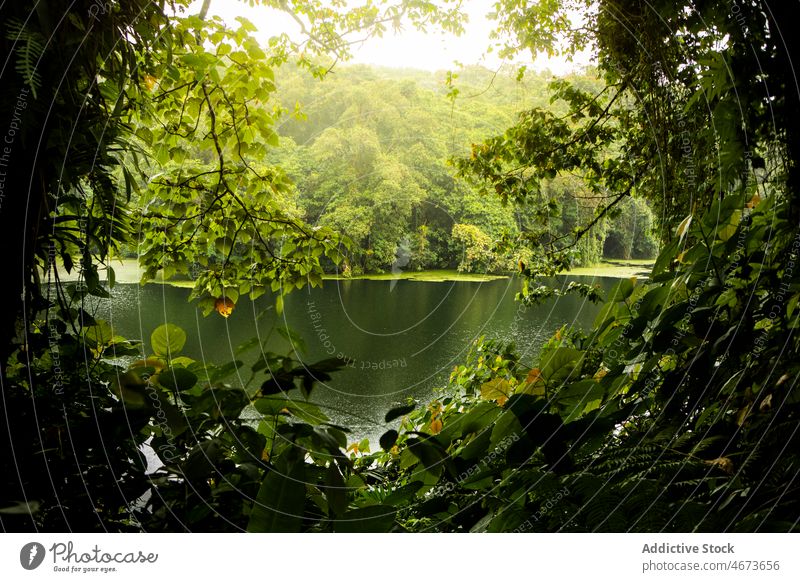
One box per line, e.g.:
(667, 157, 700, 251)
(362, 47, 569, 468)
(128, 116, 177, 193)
(263, 65, 659, 275)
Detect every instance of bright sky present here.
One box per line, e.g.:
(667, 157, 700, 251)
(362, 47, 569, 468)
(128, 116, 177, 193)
(187, 0, 591, 75)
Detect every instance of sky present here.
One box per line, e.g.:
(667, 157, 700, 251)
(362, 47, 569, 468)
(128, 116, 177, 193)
(186, 0, 591, 75)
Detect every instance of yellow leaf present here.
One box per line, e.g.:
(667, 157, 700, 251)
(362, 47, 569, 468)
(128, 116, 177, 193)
(676, 214, 692, 241)
(717, 210, 742, 242)
(745, 193, 761, 208)
(526, 368, 543, 384)
(480, 378, 512, 405)
(214, 296, 235, 318)
(736, 405, 751, 426)
(593, 367, 608, 380)
(704, 457, 734, 474)
(143, 74, 157, 91)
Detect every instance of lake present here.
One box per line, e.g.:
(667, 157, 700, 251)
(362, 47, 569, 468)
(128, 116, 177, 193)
(96, 276, 617, 444)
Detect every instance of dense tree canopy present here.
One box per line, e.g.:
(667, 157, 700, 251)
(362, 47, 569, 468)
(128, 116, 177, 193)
(262, 64, 657, 274)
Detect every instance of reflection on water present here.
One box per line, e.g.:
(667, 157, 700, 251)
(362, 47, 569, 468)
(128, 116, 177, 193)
(90, 276, 616, 444)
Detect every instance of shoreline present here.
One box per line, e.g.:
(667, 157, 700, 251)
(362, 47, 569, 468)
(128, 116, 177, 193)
(49, 258, 654, 286)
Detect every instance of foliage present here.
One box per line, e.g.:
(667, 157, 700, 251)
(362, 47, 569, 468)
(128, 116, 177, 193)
(267, 64, 656, 274)
(0, 0, 181, 360)
(3, 0, 799, 535)
(370, 193, 799, 532)
(0, 0, 469, 532)
(132, 14, 344, 313)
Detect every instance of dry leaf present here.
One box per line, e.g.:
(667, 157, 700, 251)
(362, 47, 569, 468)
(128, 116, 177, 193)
(214, 296, 235, 317)
(705, 457, 735, 474)
(736, 405, 751, 426)
(526, 368, 543, 384)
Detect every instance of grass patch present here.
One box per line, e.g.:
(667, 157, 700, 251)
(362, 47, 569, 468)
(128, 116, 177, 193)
(564, 259, 654, 278)
(323, 269, 508, 283)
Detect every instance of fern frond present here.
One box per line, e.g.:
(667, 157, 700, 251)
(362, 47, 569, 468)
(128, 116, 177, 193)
(5, 19, 45, 98)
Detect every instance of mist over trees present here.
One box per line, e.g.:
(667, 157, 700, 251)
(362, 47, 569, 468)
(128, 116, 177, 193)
(266, 64, 658, 275)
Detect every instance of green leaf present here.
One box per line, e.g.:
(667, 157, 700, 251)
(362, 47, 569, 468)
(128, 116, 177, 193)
(385, 403, 417, 423)
(275, 294, 284, 315)
(276, 325, 307, 353)
(334, 505, 396, 532)
(480, 378, 512, 403)
(383, 482, 424, 505)
(247, 454, 306, 532)
(159, 366, 198, 392)
(607, 277, 636, 303)
(490, 409, 524, 450)
(235, 337, 261, 355)
(208, 360, 243, 383)
(150, 324, 187, 357)
(452, 402, 502, 437)
(254, 397, 329, 424)
(556, 380, 605, 422)
(379, 429, 399, 450)
(324, 463, 347, 517)
(540, 347, 584, 386)
(85, 320, 113, 347)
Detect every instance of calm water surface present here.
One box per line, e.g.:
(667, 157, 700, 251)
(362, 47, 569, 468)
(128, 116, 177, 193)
(96, 276, 616, 443)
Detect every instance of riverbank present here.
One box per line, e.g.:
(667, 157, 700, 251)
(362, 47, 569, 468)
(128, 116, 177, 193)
(563, 259, 654, 278)
(52, 258, 654, 285)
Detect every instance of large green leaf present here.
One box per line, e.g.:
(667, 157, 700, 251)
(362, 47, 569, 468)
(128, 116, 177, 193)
(607, 277, 636, 303)
(254, 397, 329, 424)
(150, 323, 187, 357)
(247, 454, 306, 533)
(333, 505, 396, 533)
(324, 463, 348, 517)
(379, 429, 399, 450)
(556, 380, 605, 422)
(480, 378, 512, 403)
(540, 346, 584, 386)
(384, 403, 417, 423)
(159, 366, 198, 392)
(85, 320, 113, 347)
